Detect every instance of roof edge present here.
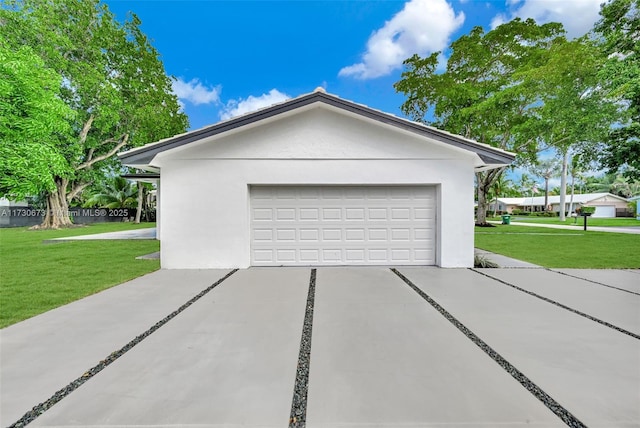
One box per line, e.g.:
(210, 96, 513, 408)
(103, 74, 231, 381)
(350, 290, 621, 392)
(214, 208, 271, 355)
(119, 91, 515, 166)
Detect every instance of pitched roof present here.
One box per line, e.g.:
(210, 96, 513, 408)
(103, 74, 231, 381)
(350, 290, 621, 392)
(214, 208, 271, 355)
(118, 88, 515, 169)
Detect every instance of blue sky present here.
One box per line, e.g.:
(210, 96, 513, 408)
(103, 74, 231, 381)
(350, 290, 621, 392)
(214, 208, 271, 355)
(105, 0, 604, 133)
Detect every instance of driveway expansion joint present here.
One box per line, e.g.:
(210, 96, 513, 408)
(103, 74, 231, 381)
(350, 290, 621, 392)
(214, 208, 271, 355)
(470, 268, 640, 340)
(289, 268, 316, 428)
(7, 269, 238, 428)
(546, 268, 640, 297)
(392, 268, 587, 428)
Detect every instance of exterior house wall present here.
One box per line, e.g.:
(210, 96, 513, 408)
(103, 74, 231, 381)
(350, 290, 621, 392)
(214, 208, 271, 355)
(583, 196, 628, 209)
(550, 196, 628, 217)
(155, 107, 476, 268)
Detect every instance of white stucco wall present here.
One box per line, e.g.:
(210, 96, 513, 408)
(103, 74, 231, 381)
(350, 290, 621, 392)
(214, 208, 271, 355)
(154, 106, 478, 268)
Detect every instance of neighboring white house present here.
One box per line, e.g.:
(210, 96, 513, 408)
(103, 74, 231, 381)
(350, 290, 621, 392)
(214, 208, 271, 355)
(489, 193, 629, 218)
(119, 89, 514, 269)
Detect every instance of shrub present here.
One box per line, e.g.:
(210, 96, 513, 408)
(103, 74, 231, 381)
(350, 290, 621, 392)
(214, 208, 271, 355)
(576, 206, 596, 215)
(531, 211, 558, 217)
(474, 253, 499, 268)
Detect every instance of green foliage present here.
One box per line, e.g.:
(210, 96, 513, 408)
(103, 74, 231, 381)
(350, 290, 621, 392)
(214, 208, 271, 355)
(584, 173, 640, 197)
(530, 211, 558, 217)
(0, 0, 187, 224)
(473, 253, 499, 268)
(395, 19, 564, 157)
(395, 18, 566, 224)
(594, 0, 640, 179)
(83, 177, 137, 209)
(524, 37, 615, 161)
(0, 222, 158, 327)
(577, 206, 596, 215)
(0, 37, 75, 199)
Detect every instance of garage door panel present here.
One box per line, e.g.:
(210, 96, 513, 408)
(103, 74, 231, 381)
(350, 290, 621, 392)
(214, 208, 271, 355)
(345, 208, 365, 220)
(275, 229, 295, 241)
(414, 207, 434, 220)
(345, 229, 365, 241)
(321, 208, 341, 220)
(299, 229, 319, 241)
(253, 208, 273, 221)
(593, 205, 616, 218)
(251, 186, 436, 266)
(253, 229, 273, 241)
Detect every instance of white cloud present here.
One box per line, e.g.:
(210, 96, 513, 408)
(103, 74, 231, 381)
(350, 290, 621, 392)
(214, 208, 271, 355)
(220, 89, 290, 120)
(490, 13, 507, 29)
(339, 0, 465, 79)
(172, 78, 221, 106)
(494, 0, 602, 38)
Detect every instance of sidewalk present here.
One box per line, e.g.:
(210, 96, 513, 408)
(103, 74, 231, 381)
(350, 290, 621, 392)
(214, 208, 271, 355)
(475, 248, 540, 268)
(488, 221, 640, 234)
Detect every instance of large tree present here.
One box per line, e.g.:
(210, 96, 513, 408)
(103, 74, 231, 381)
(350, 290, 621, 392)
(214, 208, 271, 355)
(594, 0, 640, 179)
(0, 0, 187, 228)
(522, 37, 615, 220)
(395, 18, 565, 224)
(0, 36, 75, 199)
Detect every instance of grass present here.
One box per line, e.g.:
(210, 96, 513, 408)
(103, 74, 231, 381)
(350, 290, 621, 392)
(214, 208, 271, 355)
(488, 216, 640, 227)
(475, 225, 640, 268)
(0, 222, 159, 328)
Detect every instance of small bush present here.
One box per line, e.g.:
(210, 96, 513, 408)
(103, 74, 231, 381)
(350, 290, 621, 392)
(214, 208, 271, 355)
(474, 253, 499, 268)
(531, 211, 558, 217)
(576, 206, 596, 215)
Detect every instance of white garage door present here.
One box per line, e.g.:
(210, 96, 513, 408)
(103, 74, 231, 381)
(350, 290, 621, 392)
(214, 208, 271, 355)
(593, 205, 616, 218)
(250, 186, 436, 266)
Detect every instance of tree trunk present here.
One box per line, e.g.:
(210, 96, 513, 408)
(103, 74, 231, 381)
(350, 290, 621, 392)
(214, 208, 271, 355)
(567, 174, 576, 218)
(544, 178, 549, 211)
(559, 151, 568, 221)
(476, 170, 502, 225)
(476, 174, 489, 225)
(135, 182, 143, 224)
(38, 178, 73, 229)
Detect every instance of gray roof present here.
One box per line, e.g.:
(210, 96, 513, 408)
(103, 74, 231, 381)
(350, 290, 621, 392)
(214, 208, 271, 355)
(119, 89, 515, 168)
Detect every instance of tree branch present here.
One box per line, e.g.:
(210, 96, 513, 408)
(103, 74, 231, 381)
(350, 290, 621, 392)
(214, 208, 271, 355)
(76, 134, 129, 171)
(79, 115, 95, 145)
(67, 181, 93, 202)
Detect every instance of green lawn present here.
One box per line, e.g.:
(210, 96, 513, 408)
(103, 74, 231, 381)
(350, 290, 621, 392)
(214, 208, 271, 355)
(488, 216, 640, 227)
(476, 225, 640, 268)
(0, 222, 159, 328)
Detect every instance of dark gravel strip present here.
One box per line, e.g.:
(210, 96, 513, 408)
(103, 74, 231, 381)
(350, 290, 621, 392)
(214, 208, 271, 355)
(8, 269, 238, 428)
(471, 268, 640, 340)
(546, 268, 640, 297)
(391, 268, 587, 428)
(288, 268, 316, 428)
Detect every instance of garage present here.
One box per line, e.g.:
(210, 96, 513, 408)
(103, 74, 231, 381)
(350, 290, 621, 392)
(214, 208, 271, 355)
(250, 185, 436, 266)
(593, 205, 616, 218)
(119, 88, 514, 269)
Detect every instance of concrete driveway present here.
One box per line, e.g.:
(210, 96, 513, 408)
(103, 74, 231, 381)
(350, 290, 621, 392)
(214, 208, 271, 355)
(1, 267, 639, 427)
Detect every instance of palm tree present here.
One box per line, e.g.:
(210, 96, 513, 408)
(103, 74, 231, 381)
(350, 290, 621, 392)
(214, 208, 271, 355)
(566, 156, 582, 217)
(610, 175, 640, 198)
(83, 177, 137, 209)
(488, 171, 516, 215)
(518, 173, 534, 197)
(585, 173, 640, 197)
(531, 159, 560, 211)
